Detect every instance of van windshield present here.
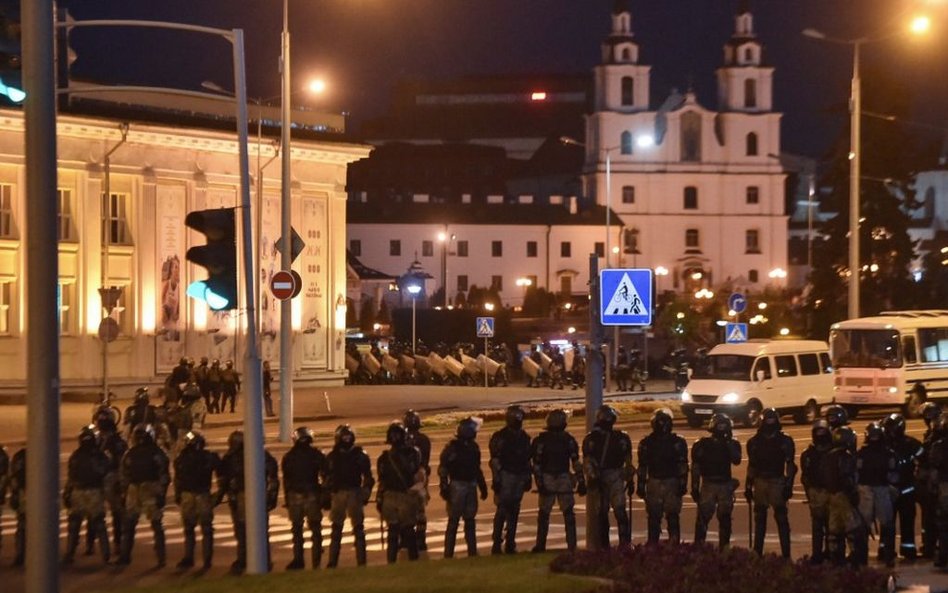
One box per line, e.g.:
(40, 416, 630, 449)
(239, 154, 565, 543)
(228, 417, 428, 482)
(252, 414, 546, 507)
(692, 354, 755, 380)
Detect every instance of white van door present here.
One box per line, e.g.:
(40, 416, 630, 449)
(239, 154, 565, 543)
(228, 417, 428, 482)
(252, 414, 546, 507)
(771, 354, 801, 411)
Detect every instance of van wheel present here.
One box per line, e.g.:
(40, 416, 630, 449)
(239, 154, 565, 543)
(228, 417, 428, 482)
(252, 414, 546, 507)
(905, 386, 927, 419)
(794, 400, 820, 425)
(743, 400, 763, 428)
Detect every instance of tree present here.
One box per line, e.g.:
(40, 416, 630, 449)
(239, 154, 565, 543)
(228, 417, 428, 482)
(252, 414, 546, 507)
(805, 67, 919, 336)
(359, 298, 376, 332)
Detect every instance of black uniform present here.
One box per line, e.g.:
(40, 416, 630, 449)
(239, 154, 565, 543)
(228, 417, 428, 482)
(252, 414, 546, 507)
(637, 429, 688, 544)
(919, 420, 940, 558)
(582, 425, 634, 548)
(377, 442, 423, 563)
(928, 425, 948, 567)
(281, 441, 327, 568)
(119, 437, 170, 566)
(323, 440, 374, 567)
(746, 421, 796, 557)
(173, 444, 220, 569)
(855, 436, 899, 566)
(489, 425, 532, 554)
(691, 433, 741, 548)
(530, 422, 584, 552)
(97, 423, 128, 552)
(407, 427, 432, 550)
(438, 433, 488, 558)
(63, 438, 112, 563)
(800, 430, 832, 563)
(123, 402, 158, 438)
(262, 364, 275, 417)
(219, 443, 279, 572)
(890, 432, 923, 559)
(820, 433, 862, 567)
(220, 364, 241, 413)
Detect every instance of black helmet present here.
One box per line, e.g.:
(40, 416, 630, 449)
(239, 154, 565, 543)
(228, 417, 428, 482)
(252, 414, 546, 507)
(824, 404, 849, 429)
(134, 387, 150, 405)
(184, 431, 206, 451)
(132, 423, 155, 446)
(200, 356, 209, 365)
(386, 421, 408, 446)
(179, 357, 189, 366)
(79, 424, 99, 447)
(335, 424, 355, 448)
(293, 426, 315, 446)
(935, 415, 948, 438)
(403, 409, 422, 432)
(881, 413, 906, 440)
(708, 413, 732, 438)
(546, 409, 569, 431)
(921, 402, 942, 427)
(505, 405, 525, 430)
(812, 419, 831, 445)
(832, 426, 857, 451)
(865, 421, 885, 444)
(760, 408, 781, 432)
(596, 405, 619, 429)
(457, 417, 481, 440)
(228, 429, 244, 451)
(651, 408, 673, 434)
(93, 406, 118, 432)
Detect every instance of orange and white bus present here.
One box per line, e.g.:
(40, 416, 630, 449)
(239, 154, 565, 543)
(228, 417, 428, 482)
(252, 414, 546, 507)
(829, 310, 948, 417)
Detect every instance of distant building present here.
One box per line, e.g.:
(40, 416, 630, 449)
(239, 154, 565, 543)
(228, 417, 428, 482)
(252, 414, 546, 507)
(910, 137, 948, 275)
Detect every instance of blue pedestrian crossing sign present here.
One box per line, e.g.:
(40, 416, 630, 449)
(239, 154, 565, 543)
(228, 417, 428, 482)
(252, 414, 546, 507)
(476, 316, 495, 338)
(725, 322, 748, 344)
(600, 268, 652, 326)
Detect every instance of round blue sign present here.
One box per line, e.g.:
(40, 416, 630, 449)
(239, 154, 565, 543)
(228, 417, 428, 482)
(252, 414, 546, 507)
(728, 292, 747, 314)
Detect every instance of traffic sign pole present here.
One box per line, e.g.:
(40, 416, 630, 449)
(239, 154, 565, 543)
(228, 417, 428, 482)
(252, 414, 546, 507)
(585, 253, 604, 550)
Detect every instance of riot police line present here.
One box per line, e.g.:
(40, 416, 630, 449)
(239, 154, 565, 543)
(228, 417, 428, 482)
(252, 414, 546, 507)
(2, 399, 948, 573)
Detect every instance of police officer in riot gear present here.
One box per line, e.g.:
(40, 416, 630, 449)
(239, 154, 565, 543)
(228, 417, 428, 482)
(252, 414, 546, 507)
(377, 422, 423, 563)
(745, 408, 796, 557)
(404, 409, 432, 550)
(207, 359, 222, 414)
(93, 408, 128, 555)
(825, 404, 851, 432)
(583, 405, 634, 549)
(919, 402, 943, 558)
(193, 356, 211, 410)
(489, 405, 533, 554)
(324, 424, 374, 568)
(123, 388, 158, 439)
(218, 429, 280, 572)
(63, 426, 112, 565)
(882, 412, 923, 560)
(531, 409, 584, 552)
(801, 420, 833, 563)
(119, 424, 170, 567)
(9, 447, 25, 566)
(168, 356, 192, 401)
(822, 426, 862, 567)
(220, 360, 241, 414)
(173, 431, 220, 570)
(439, 417, 488, 558)
(637, 408, 688, 544)
(928, 416, 948, 567)
(691, 413, 742, 549)
(281, 426, 327, 570)
(856, 422, 899, 567)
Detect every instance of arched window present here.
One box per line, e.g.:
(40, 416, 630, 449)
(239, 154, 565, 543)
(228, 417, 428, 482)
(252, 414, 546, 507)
(621, 76, 634, 106)
(680, 112, 701, 162)
(743, 47, 753, 63)
(746, 132, 759, 156)
(744, 79, 757, 108)
(620, 131, 633, 155)
(621, 47, 631, 62)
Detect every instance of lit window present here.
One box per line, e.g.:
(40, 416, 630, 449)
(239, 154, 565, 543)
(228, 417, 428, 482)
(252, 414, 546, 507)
(58, 189, 75, 242)
(101, 192, 132, 245)
(531, 92, 547, 101)
(0, 184, 15, 239)
(58, 282, 74, 335)
(0, 281, 11, 335)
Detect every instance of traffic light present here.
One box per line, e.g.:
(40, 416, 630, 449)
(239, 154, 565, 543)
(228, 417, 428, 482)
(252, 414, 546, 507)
(0, 1, 23, 105)
(185, 208, 237, 311)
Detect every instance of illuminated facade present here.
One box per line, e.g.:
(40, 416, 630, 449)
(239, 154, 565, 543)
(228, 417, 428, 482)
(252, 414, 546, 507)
(0, 108, 368, 396)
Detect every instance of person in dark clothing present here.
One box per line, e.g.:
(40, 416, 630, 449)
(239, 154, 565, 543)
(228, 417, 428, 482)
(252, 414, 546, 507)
(192, 357, 211, 410)
(262, 361, 275, 417)
(918, 402, 943, 559)
(928, 415, 948, 568)
(801, 419, 833, 563)
(167, 356, 192, 401)
(281, 426, 326, 570)
(173, 431, 220, 570)
(92, 408, 128, 555)
(118, 424, 170, 567)
(123, 387, 158, 440)
(377, 422, 423, 564)
(63, 426, 112, 565)
(637, 408, 688, 544)
(489, 405, 533, 554)
(691, 413, 742, 549)
(439, 417, 488, 558)
(882, 413, 923, 560)
(745, 408, 796, 557)
(855, 421, 899, 567)
(219, 360, 241, 414)
(821, 426, 863, 567)
(531, 409, 585, 552)
(404, 409, 431, 550)
(207, 360, 222, 414)
(583, 405, 634, 549)
(324, 424, 374, 568)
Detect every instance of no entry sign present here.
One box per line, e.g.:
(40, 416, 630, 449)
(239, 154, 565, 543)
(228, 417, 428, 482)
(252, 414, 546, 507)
(270, 270, 297, 301)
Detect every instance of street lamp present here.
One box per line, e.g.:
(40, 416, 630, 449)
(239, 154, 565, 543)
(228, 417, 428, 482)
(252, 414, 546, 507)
(803, 15, 929, 319)
(437, 230, 454, 307)
(407, 283, 422, 354)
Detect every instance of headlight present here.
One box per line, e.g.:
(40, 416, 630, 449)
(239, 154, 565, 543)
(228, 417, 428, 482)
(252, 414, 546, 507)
(681, 391, 692, 402)
(721, 392, 740, 403)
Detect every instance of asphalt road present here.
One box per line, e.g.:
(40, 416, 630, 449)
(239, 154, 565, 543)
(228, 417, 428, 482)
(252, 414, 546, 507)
(0, 389, 933, 593)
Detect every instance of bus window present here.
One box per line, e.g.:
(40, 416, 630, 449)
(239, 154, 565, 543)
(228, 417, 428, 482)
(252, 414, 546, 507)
(919, 328, 948, 362)
(830, 329, 902, 368)
(752, 357, 772, 381)
(819, 352, 832, 373)
(775, 355, 798, 377)
(902, 335, 918, 364)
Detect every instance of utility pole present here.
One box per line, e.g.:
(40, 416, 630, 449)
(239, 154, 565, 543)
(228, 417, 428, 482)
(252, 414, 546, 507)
(585, 254, 604, 549)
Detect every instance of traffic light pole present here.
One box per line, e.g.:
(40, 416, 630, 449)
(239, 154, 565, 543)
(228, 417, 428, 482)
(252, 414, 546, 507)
(23, 1, 61, 591)
(279, 0, 294, 443)
(233, 30, 269, 575)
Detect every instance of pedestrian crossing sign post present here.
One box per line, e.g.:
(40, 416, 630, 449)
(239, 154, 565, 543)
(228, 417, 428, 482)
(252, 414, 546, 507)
(599, 268, 653, 326)
(725, 322, 749, 344)
(476, 316, 495, 338)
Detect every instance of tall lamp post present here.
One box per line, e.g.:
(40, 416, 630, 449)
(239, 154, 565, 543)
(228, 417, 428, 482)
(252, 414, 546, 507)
(803, 14, 930, 319)
(407, 283, 422, 353)
(279, 0, 294, 442)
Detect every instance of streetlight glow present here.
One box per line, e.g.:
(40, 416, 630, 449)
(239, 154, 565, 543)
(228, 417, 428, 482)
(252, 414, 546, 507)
(654, 266, 669, 276)
(308, 78, 327, 94)
(636, 134, 655, 148)
(910, 15, 932, 35)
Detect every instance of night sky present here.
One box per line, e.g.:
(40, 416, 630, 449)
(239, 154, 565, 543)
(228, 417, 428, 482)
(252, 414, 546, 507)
(60, 0, 948, 158)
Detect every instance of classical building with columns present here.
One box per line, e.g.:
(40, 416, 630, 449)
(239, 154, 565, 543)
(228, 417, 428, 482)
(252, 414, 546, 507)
(0, 105, 368, 396)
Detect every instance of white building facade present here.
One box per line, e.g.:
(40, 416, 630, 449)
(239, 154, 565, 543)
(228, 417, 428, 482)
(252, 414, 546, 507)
(0, 108, 367, 396)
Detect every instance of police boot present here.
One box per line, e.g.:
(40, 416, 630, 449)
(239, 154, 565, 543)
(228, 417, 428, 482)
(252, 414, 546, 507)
(936, 530, 948, 568)
(463, 518, 478, 557)
(152, 519, 166, 568)
(616, 509, 631, 546)
(444, 517, 460, 558)
(532, 511, 550, 553)
(386, 525, 400, 564)
(565, 510, 578, 552)
(93, 516, 111, 564)
(881, 523, 897, 568)
(416, 519, 428, 552)
(827, 534, 845, 566)
(647, 513, 662, 544)
(231, 521, 247, 573)
(111, 511, 123, 552)
(851, 527, 869, 567)
(286, 522, 305, 570)
(63, 514, 82, 564)
(667, 513, 681, 545)
(327, 523, 343, 568)
(491, 511, 505, 555)
(505, 505, 521, 554)
(311, 528, 322, 569)
(178, 524, 196, 569)
(753, 507, 768, 555)
(719, 513, 733, 549)
(354, 523, 368, 566)
(402, 525, 419, 561)
(693, 514, 708, 545)
(775, 508, 791, 558)
(810, 518, 826, 563)
(201, 522, 214, 570)
(118, 516, 137, 565)
(84, 523, 95, 556)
